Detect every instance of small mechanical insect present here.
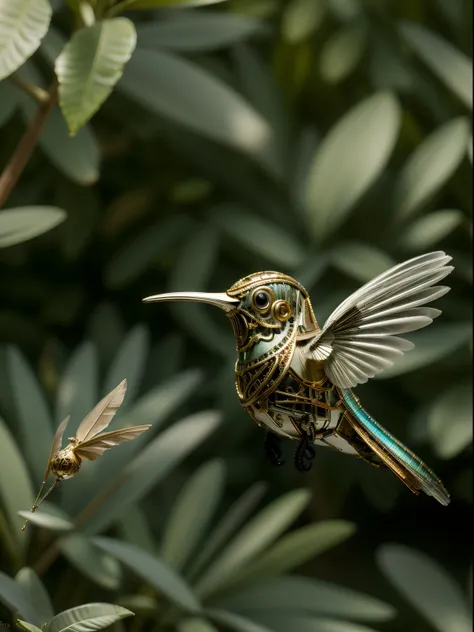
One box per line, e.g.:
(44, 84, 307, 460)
(21, 379, 150, 530)
(143, 251, 454, 506)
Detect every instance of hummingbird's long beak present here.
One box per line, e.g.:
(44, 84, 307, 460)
(142, 291, 239, 313)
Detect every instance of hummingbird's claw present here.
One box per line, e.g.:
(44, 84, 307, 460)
(294, 436, 316, 472)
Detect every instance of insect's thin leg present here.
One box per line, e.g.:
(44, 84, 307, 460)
(21, 479, 59, 531)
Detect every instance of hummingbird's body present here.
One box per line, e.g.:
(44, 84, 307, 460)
(144, 252, 453, 505)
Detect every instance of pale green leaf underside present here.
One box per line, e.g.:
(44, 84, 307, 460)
(0, 0, 52, 81)
(56, 18, 137, 134)
(0, 206, 66, 248)
(47, 603, 134, 632)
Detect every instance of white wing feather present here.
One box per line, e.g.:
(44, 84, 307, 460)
(305, 251, 454, 388)
(75, 379, 127, 443)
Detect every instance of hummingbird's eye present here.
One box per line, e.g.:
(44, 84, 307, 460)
(252, 287, 273, 312)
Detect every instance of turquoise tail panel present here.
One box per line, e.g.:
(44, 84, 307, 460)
(340, 389, 450, 506)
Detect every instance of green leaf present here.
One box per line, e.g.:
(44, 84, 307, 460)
(93, 537, 202, 613)
(56, 341, 98, 433)
(104, 215, 190, 289)
(16, 622, 43, 632)
(240, 614, 379, 632)
(319, 24, 366, 84)
(0, 206, 66, 248)
(118, 505, 155, 554)
(47, 603, 134, 632)
(15, 568, 54, 625)
(0, 418, 33, 545)
(428, 383, 472, 459)
(177, 619, 219, 632)
(103, 324, 149, 402)
(136, 12, 262, 52)
(330, 242, 396, 283)
(117, 0, 229, 11)
(0, 571, 38, 626)
(305, 92, 400, 242)
(58, 534, 122, 591)
(377, 544, 472, 632)
(281, 0, 325, 44)
(188, 482, 267, 580)
(0, 0, 52, 80)
(399, 210, 464, 250)
(56, 19, 137, 135)
(87, 303, 126, 371)
(161, 460, 225, 572)
(375, 323, 471, 379)
(208, 610, 273, 632)
(212, 207, 304, 269)
(215, 575, 396, 621)
(17, 505, 74, 532)
(230, 521, 356, 587)
(400, 21, 472, 109)
(118, 49, 274, 173)
(81, 411, 221, 534)
(6, 346, 53, 483)
(21, 102, 100, 185)
(195, 489, 311, 598)
(393, 118, 470, 221)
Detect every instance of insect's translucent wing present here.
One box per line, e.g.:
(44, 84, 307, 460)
(45, 415, 70, 478)
(75, 379, 127, 443)
(305, 251, 453, 388)
(74, 424, 151, 461)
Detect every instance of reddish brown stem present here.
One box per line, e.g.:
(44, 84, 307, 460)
(0, 81, 58, 209)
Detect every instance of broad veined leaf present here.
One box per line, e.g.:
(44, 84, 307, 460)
(329, 242, 396, 283)
(58, 534, 122, 591)
(195, 489, 311, 598)
(17, 503, 74, 532)
(229, 521, 356, 587)
(161, 460, 225, 571)
(0, 0, 52, 81)
(0, 207, 66, 248)
(214, 574, 396, 621)
(428, 382, 472, 459)
(281, 0, 325, 44)
(0, 417, 33, 546)
(177, 618, 219, 632)
(56, 18, 137, 134)
(399, 210, 464, 250)
(393, 118, 470, 221)
(93, 537, 202, 613)
(81, 411, 221, 534)
(47, 603, 134, 632)
(375, 323, 471, 379)
(211, 206, 304, 269)
(136, 11, 263, 52)
(305, 92, 401, 241)
(118, 49, 274, 173)
(188, 482, 267, 580)
(319, 24, 366, 84)
(378, 544, 472, 632)
(207, 610, 273, 632)
(400, 21, 472, 109)
(103, 324, 149, 402)
(0, 571, 39, 627)
(15, 568, 54, 626)
(6, 346, 53, 483)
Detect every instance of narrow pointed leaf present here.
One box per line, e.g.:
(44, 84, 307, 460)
(195, 489, 311, 598)
(17, 506, 74, 532)
(282, 0, 325, 44)
(56, 18, 137, 134)
(58, 534, 122, 590)
(399, 210, 464, 250)
(393, 118, 469, 221)
(178, 619, 219, 632)
(330, 243, 395, 283)
(319, 24, 366, 84)
(15, 568, 54, 625)
(118, 505, 155, 554)
(244, 613, 379, 632)
(0, 571, 38, 626)
(0, 0, 52, 80)
(47, 603, 134, 632)
(103, 324, 149, 402)
(208, 610, 273, 632)
(161, 460, 225, 572)
(378, 544, 472, 632)
(16, 622, 42, 632)
(400, 22, 472, 109)
(0, 207, 66, 248)
(93, 537, 202, 613)
(428, 383, 472, 459)
(305, 93, 401, 241)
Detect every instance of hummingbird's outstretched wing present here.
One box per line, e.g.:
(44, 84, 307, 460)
(305, 251, 453, 389)
(45, 415, 70, 478)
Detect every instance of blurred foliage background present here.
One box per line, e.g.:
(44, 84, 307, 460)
(0, 0, 472, 631)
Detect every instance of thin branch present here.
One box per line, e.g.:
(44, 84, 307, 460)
(0, 80, 58, 209)
(8, 74, 50, 105)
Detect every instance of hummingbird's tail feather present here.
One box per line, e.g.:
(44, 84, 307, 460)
(340, 389, 450, 506)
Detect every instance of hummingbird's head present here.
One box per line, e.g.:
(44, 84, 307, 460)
(143, 271, 319, 361)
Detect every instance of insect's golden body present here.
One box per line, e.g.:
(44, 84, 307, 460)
(50, 444, 82, 479)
